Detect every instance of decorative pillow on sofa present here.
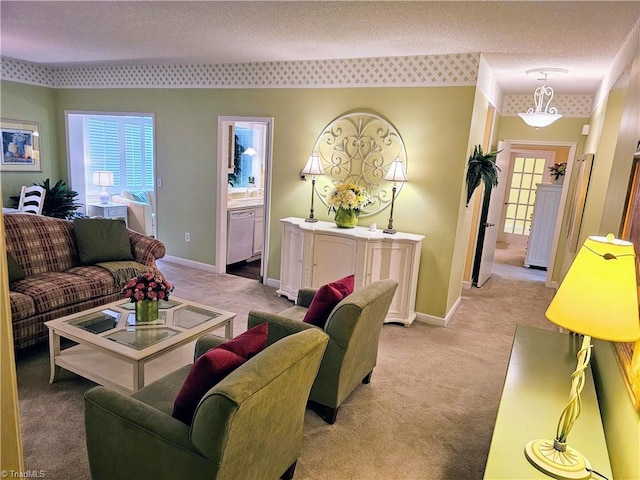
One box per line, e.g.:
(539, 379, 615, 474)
(73, 218, 134, 265)
(172, 322, 268, 425)
(7, 252, 25, 284)
(303, 274, 355, 328)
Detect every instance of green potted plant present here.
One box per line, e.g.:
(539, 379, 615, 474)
(465, 145, 502, 206)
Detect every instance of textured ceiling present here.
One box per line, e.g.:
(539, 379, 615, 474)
(1, 1, 639, 95)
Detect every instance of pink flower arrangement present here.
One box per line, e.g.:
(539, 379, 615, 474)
(123, 273, 173, 302)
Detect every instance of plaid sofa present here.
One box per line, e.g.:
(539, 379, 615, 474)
(4, 213, 166, 351)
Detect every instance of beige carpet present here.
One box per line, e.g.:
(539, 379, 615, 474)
(16, 245, 556, 479)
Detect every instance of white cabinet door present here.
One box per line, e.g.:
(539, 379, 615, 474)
(277, 218, 423, 324)
(276, 223, 304, 301)
(253, 206, 264, 255)
(365, 241, 417, 323)
(311, 234, 358, 288)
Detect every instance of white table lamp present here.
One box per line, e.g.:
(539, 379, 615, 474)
(301, 152, 324, 223)
(93, 171, 114, 204)
(382, 158, 408, 234)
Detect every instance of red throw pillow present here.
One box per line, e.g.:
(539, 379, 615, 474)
(172, 322, 269, 425)
(303, 274, 355, 328)
(172, 348, 246, 425)
(217, 321, 268, 359)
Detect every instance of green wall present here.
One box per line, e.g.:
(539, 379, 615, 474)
(498, 115, 588, 147)
(3, 81, 476, 318)
(0, 82, 59, 207)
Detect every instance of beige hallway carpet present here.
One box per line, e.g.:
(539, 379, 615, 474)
(16, 247, 556, 479)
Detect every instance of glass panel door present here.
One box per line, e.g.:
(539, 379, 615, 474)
(500, 151, 553, 244)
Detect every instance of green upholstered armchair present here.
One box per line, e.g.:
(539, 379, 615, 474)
(84, 328, 328, 480)
(248, 279, 398, 424)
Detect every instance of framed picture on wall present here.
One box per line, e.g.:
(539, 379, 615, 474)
(566, 153, 594, 253)
(618, 140, 640, 413)
(0, 118, 41, 172)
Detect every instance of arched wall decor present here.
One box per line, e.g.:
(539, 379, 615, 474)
(311, 112, 408, 217)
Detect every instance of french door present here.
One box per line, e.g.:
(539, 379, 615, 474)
(499, 150, 555, 245)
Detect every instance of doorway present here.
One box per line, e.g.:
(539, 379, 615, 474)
(499, 150, 555, 246)
(216, 116, 273, 283)
(471, 141, 576, 288)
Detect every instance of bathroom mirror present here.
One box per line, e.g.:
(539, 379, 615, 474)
(311, 111, 407, 217)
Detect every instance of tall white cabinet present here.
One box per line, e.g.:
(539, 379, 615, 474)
(524, 183, 562, 269)
(276, 217, 424, 326)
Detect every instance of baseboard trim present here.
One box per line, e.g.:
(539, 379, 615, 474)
(414, 295, 462, 327)
(160, 255, 219, 273)
(265, 277, 280, 289)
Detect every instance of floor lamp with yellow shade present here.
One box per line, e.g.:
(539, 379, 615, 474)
(525, 234, 640, 479)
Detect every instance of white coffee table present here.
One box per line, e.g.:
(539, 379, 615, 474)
(45, 297, 236, 394)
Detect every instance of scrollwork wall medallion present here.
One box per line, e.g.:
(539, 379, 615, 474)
(311, 112, 407, 217)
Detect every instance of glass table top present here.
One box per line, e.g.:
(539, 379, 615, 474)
(105, 327, 181, 350)
(67, 309, 120, 334)
(174, 305, 222, 329)
(63, 299, 227, 350)
(126, 311, 168, 326)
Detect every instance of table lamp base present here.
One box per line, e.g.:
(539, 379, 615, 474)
(525, 439, 591, 480)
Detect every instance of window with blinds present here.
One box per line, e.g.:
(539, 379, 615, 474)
(86, 115, 154, 194)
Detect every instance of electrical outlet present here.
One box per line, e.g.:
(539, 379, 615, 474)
(184, 232, 190, 242)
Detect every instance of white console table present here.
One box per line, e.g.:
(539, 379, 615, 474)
(276, 217, 424, 326)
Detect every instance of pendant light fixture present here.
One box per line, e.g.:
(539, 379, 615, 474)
(518, 68, 568, 128)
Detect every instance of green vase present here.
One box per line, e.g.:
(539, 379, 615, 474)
(135, 300, 159, 323)
(334, 207, 359, 228)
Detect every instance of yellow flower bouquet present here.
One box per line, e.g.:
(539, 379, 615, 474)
(328, 183, 371, 228)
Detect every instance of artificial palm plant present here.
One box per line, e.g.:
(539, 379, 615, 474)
(465, 145, 502, 206)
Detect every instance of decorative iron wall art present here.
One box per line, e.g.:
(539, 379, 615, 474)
(311, 112, 407, 217)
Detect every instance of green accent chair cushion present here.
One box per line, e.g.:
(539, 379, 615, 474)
(73, 218, 134, 264)
(84, 328, 328, 480)
(248, 279, 398, 424)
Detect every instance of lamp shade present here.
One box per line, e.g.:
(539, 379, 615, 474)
(93, 171, 114, 187)
(545, 235, 640, 342)
(518, 112, 562, 128)
(383, 158, 408, 183)
(302, 152, 324, 176)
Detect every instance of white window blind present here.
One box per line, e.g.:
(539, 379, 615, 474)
(86, 115, 154, 193)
